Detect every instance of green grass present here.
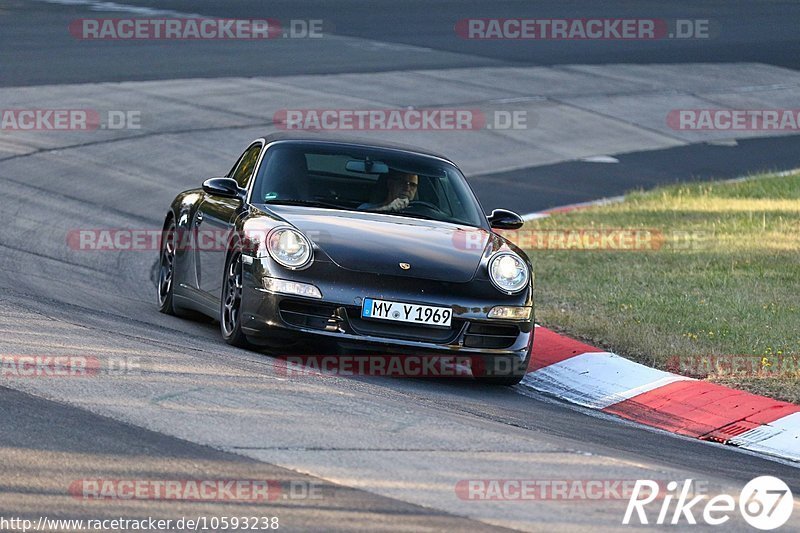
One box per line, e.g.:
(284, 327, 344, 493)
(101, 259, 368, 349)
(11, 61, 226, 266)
(521, 171, 800, 403)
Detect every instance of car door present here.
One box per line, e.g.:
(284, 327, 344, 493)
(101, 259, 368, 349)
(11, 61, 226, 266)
(195, 142, 262, 300)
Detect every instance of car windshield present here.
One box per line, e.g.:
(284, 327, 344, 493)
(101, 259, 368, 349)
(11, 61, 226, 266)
(251, 141, 487, 228)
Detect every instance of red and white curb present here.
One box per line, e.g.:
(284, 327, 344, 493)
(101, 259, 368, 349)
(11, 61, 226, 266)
(524, 326, 800, 462)
(520, 174, 800, 462)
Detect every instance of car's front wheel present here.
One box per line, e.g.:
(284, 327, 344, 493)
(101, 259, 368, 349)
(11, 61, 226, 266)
(157, 219, 178, 315)
(220, 246, 252, 348)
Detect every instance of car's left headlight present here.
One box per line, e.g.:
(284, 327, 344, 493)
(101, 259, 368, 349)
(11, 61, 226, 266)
(267, 227, 313, 269)
(488, 252, 529, 294)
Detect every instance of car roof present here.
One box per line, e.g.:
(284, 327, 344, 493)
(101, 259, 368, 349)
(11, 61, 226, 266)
(261, 132, 456, 165)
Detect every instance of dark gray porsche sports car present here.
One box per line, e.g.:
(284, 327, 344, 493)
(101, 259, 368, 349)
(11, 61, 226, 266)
(158, 133, 534, 384)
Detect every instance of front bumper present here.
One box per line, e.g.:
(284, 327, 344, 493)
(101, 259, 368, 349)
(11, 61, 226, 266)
(240, 256, 534, 376)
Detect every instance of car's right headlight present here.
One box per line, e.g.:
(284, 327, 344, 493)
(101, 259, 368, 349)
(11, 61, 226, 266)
(488, 252, 529, 294)
(267, 227, 313, 269)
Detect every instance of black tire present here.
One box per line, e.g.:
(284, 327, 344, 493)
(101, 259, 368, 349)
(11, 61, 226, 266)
(220, 245, 252, 348)
(157, 218, 178, 315)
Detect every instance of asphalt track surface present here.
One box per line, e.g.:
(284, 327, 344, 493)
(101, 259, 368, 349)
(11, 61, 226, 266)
(1, 1, 799, 531)
(5, 0, 800, 85)
(471, 134, 800, 215)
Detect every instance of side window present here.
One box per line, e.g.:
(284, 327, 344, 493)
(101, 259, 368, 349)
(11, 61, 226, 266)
(229, 143, 263, 189)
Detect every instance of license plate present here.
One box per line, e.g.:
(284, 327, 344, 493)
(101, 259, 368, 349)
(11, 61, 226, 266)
(362, 298, 452, 327)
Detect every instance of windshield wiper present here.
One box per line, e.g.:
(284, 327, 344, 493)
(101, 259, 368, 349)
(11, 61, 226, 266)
(264, 199, 346, 210)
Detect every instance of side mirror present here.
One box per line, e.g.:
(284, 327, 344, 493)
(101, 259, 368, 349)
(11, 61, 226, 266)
(202, 177, 244, 199)
(487, 208, 524, 230)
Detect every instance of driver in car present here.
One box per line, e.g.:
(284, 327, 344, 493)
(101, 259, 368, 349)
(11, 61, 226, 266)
(360, 171, 419, 212)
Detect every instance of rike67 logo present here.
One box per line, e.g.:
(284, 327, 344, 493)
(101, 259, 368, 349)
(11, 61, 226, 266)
(624, 477, 794, 530)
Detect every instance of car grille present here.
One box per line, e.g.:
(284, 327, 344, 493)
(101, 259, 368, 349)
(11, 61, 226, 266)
(346, 308, 463, 344)
(279, 301, 340, 331)
(463, 323, 520, 349)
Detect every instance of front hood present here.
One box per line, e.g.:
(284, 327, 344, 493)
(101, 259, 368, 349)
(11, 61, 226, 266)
(266, 206, 494, 282)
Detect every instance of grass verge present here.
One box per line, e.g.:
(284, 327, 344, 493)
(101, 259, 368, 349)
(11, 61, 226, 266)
(516, 171, 800, 403)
